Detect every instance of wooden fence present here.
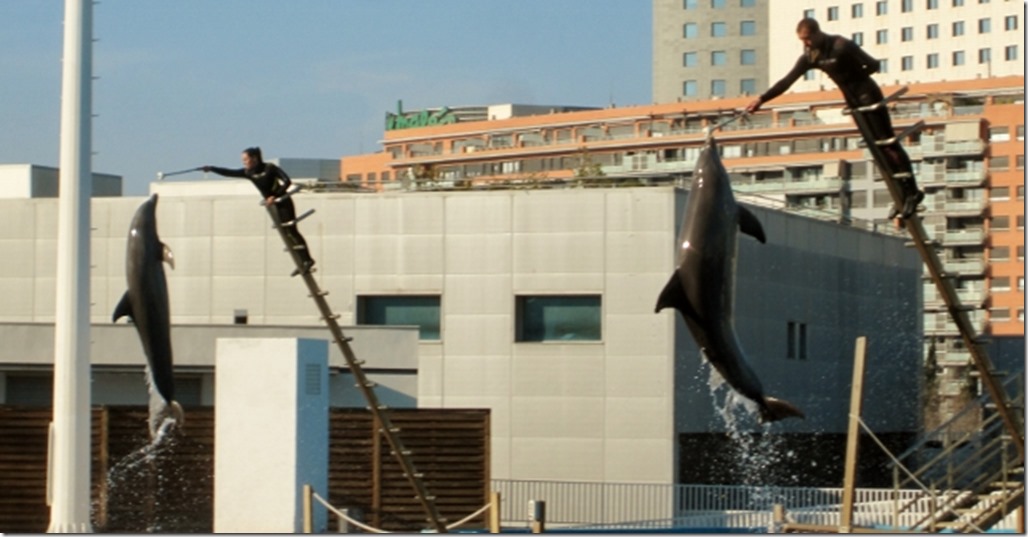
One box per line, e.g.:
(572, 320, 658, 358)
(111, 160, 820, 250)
(0, 405, 490, 533)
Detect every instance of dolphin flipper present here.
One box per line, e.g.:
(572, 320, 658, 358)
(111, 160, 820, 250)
(112, 291, 133, 323)
(655, 273, 700, 322)
(737, 206, 766, 244)
(162, 243, 175, 270)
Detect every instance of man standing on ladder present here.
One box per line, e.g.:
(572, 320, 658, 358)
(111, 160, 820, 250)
(746, 17, 925, 221)
(203, 147, 316, 274)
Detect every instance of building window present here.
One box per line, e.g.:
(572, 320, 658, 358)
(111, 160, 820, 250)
(741, 49, 757, 65)
(979, 48, 991, 63)
(876, 29, 888, 44)
(927, 0, 939, 8)
(901, 55, 914, 70)
(852, 3, 864, 18)
(990, 308, 1010, 322)
(683, 52, 698, 67)
(852, 32, 863, 45)
(711, 50, 727, 65)
(1005, 45, 1019, 61)
(741, 0, 756, 6)
(1019, 277, 1025, 292)
(901, 26, 914, 41)
(711, 79, 727, 96)
(1018, 155, 1025, 170)
(787, 321, 808, 360)
(990, 126, 1010, 141)
(927, 53, 939, 68)
(683, 0, 698, 8)
(902, 0, 914, 12)
(876, 0, 888, 15)
(879, 58, 889, 73)
(952, 50, 965, 66)
(953, 0, 964, 5)
(357, 295, 441, 341)
(740, 78, 757, 95)
(684, 23, 698, 38)
(828, 6, 840, 20)
(683, 80, 698, 97)
(515, 295, 601, 342)
(989, 155, 1010, 170)
(1005, 15, 1019, 31)
(804, 8, 816, 18)
(952, 20, 965, 36)
(712, 0, 726, 7)
(1018, 125, 1025, 141)
(991, 186, 1010, 200)
(978, 18, 991, 33)
(927, 23, 939, 39)
(1019, 215, 1026, 230)
(711, 22, 727, 37)
(740, 20, 756, 36)
(991, 216, 1010, 230)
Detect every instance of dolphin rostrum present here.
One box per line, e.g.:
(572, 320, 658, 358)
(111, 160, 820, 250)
(113, 194, 184, 432)
(655, 138, 804, 423)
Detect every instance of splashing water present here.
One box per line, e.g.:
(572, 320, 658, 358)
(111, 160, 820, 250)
(701, 359, 802, 508)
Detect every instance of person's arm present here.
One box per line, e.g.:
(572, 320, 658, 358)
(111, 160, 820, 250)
(838, 37, 880, 74)
(268, 164, 292, 197)
(202, 166, 247, 178)
(746, 55, 809, 113)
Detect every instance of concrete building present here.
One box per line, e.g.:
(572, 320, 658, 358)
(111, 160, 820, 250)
(0, 164, 122, 198)
(652, 0, 1023, 102)
(0, 182, 921, 486)
(338, 76, 1024, 422)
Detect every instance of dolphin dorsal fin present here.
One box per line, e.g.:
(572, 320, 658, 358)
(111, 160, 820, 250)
(162, 243, 175, 270)
(737, 206, 766, 244)
(112, 291, 133, 323)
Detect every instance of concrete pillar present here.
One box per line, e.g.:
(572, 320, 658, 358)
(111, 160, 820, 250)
(214, 338, 329, 533)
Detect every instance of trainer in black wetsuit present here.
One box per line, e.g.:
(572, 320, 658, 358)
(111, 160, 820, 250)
(746, 17, 925, 220)
(203, 147, 316, 273)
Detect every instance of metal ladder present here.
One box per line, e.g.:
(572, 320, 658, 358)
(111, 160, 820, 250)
(264, 191, 448, 532)
(847, 87, 1025, 463)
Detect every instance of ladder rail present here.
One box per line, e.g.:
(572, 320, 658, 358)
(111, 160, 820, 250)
(265, 202, 448, 533)
(849, 92, 1025, 462)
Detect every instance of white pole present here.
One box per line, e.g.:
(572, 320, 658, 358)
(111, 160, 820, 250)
(48, 0, 93, 532)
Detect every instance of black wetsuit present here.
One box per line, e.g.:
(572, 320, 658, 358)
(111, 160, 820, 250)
(760, 33, 922, 215)
(208, 162, 314, 267)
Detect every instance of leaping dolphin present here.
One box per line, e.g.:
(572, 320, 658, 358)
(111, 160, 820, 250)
(113, 194, 184, 433)
(655, 138, 804, 423)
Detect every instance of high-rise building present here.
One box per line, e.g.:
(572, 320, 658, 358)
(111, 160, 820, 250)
(652, 0, 1024, 103)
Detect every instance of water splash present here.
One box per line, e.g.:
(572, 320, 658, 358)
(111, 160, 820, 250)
(701, 359, 802, 507)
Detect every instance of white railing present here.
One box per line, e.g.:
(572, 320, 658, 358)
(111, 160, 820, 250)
(492, 480, 1007, 531)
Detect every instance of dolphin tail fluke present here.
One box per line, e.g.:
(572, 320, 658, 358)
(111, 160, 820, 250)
(169, 400, 185, 428)
(760, 396, 805, 422)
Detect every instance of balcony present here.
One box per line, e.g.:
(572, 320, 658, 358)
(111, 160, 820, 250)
(943, 229, 986, 245)
(941, 258, 987, 275)
(945, 169, 987, 187)
(922, 140, 986, 158)
(733, 177, 843, 195)
(943, 198, 988, 216)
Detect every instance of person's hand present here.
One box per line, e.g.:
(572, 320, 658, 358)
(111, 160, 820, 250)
(266, 195, 276, 206)
(745, 98, 762, 114)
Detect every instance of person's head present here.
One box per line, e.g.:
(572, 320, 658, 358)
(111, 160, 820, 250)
(241, 146, 263, 170)
(796, 18, 824, 48)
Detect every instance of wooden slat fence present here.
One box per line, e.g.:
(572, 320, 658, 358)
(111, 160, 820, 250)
(0, 405, 490, 533)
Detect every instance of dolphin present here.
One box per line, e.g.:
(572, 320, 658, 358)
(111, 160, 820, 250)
(655, 138, 804, 423)
(112, 194, 184, 433)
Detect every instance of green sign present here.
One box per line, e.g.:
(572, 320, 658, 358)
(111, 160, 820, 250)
(386, 100, 456, 130)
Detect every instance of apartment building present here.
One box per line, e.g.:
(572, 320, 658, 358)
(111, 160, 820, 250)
(652, 0, 1023, 102)
(339, 76, 1025, 420)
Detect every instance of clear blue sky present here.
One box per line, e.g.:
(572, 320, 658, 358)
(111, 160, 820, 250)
(0, 1, 652, 195)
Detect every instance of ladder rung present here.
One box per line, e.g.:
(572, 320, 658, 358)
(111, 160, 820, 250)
(322, 313, 341, 321)
(391, 449, 412, 456)
(876, 120, 926, 146)
(405, 472, 424, 478)
(891, 172, 913, 179)
(309, 290, 329, 298)
(280, 208, 315, 227)
(376, 404, 389, 410)
(349, 359, 365, 366)
(358, 380, 377, 388)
